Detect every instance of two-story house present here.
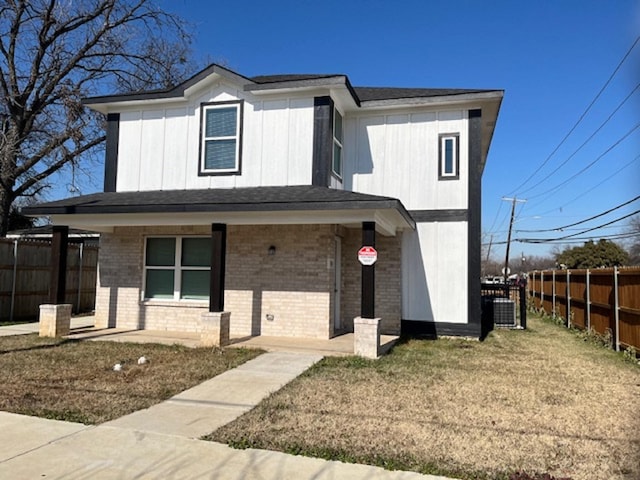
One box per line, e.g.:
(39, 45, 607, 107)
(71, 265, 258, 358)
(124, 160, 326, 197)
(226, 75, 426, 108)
(25, 64, 503, 341)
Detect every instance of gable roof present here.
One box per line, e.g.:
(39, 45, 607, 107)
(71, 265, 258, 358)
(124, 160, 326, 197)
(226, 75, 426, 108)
(82, 63, 503, 112)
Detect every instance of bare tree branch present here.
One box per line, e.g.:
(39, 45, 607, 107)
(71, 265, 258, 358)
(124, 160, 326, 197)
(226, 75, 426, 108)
(0, 0, 197, 235)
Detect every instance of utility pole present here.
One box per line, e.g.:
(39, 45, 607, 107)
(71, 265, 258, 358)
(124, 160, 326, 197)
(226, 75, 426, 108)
(502, 197, 526, 283)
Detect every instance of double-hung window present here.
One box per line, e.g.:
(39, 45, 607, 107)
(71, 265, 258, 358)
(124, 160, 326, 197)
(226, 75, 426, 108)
(438, 133, 459, 180)
(332, 108, 343, 178)
(144, 237, 211, 301)
(200, 100, 243, 175)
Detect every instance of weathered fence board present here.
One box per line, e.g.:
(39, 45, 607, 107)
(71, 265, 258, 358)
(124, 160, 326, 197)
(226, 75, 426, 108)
(529, 267, 640, 352)
(0, 238, 99, 322)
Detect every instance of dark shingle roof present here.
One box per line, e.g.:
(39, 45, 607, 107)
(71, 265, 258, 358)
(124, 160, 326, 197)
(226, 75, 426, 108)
(251, 74, 344, 84)
(354, 86, 497, 102)
(23, 186, 413, 226)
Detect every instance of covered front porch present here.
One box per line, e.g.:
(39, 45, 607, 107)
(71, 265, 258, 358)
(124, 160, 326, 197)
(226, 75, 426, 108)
(24, 186, 414, 358)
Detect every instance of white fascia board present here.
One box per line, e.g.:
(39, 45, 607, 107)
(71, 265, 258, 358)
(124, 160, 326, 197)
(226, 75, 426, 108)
(49, 208, 412, 236)
(359, 90, 504, 111)
(84, 95, 189, 114)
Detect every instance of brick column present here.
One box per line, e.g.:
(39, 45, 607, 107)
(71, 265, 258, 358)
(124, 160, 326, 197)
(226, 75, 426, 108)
(354, 316, 380, 359)
(39, 304, 72, 337)
(201, 311, 231, 347)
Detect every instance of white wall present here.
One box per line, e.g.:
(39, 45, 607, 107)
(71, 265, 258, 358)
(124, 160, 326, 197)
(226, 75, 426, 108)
(402, 222, 468, 323)
(343, 109, 468, 211)
(115, 81, 314, 192)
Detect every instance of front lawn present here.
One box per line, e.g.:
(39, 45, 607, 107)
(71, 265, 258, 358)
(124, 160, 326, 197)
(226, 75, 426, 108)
(207, 315, 640, 480)
(0, 335, 262, 424)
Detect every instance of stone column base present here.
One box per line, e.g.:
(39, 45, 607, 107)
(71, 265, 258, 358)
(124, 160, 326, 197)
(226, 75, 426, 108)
(201, 311, 231, 347)
(354, 316, 381, 359)
(39, 304, 72, 338)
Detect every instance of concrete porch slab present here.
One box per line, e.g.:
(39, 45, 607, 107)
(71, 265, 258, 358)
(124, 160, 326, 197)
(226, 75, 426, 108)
(63, 327, 400, 357)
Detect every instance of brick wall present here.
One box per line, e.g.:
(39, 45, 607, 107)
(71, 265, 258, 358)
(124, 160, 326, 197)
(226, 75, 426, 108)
(341, 229, 402, 334)
(95, 224, 335, 338)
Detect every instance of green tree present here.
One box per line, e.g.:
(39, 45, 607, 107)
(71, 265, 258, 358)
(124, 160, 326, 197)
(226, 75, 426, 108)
(556, 239, 629, 269)
(0, 0, 195, 236)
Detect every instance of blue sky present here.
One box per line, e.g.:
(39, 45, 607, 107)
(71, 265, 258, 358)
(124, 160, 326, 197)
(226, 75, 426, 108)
(63, 0, 640, 261)
(159, 0, 640, 261)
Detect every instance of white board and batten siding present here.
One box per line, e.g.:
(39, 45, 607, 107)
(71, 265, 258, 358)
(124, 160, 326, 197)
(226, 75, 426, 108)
(344, 110, 468, 211)
(344, 109, 470, 324)
(115, 83, 315, 192)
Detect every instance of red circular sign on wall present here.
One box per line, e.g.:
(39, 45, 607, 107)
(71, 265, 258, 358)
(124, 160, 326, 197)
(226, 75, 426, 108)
(358, 246, 378, 266)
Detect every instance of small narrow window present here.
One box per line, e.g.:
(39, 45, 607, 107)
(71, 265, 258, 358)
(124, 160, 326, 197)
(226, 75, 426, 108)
(332, 108, 343, 178)
(199, 101, 243, 175)
(439, 133, 459, 180)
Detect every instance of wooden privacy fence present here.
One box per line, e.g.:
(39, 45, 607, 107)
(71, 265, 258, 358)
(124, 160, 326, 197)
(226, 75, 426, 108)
(0, 238, 99, 322)
(528, 267, 640, 352)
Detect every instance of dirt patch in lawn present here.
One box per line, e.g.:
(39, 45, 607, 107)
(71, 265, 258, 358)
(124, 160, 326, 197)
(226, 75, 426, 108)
(208, 316, 640, 480)
(0, 335, 262, 424)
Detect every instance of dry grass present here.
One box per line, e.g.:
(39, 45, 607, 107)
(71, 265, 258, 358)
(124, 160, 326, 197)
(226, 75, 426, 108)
(0, 335, 262, 424)
(208, 315, 640, 480)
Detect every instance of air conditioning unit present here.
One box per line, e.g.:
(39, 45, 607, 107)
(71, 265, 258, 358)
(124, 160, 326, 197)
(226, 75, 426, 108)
(493, 298, 516, 327)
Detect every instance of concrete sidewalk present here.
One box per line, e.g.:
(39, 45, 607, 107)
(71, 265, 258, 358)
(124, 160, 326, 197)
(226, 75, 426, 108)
(0, 316, 95, 336)
(0, 412, 452, 479)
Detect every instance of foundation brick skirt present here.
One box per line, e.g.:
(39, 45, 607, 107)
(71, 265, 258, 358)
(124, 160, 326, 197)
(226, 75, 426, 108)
(354, 317, 381, 359)
(201, 311, 231, 347)
(39, 304, 72, 337)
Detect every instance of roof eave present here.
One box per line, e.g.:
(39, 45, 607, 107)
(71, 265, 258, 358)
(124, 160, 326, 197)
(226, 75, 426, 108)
(82, 63, 256, 113)
(359, 90, 504, 109)
(245, 76, 361, 107)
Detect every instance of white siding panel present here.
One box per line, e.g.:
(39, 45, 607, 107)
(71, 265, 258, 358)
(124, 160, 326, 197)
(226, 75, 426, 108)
(260, 100, 289, 186)
(408, 113, 437, 209)
(287, 98, 314, 185)
(139, 110, 164, 191)
(402, 222, 468, 323)
(184, 102, 213, 190)
(353, 116, 385, 195)
(382, 114, 409, 200)
(162, 108, 188, 190)
(236, 100, 263, 188)
(349, 109, 468, 211)
(116, 111, 142, 191)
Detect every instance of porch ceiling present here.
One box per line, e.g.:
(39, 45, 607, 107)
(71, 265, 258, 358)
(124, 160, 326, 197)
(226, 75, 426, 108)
(23, 185, 415, 236)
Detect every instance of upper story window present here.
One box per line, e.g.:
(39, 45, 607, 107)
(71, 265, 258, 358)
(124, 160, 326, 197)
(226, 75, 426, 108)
(332, 108, 343, 178)
(438, 133, 459, 180)
(144, 236, 211, 301)
(199, 100, 243, 175)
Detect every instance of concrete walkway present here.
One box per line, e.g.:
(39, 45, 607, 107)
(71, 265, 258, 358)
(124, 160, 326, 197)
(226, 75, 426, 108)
(104, 352, 323, 438)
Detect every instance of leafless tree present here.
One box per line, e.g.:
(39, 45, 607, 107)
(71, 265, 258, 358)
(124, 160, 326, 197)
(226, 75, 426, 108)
(626, 214, 640, 265)
(0, 0, 195, 235)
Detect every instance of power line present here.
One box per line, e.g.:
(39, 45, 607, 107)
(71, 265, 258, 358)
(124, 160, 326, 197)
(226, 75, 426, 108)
(526, 121, 640, 200)
(517, 231, 639, 245)
(527, 153, 640, 216)
(515, 194, 640, 233)
(508, 34, 640, 195)
(515, 209, 640, 243)
(517, 81, 640, 196)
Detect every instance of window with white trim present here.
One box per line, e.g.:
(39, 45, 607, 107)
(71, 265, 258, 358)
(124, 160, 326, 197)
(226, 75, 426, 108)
(199, 101, 242, 175)
(144, 237, 211, 301)
(332, 108, 343, 178)
(438, 133, 459, 180)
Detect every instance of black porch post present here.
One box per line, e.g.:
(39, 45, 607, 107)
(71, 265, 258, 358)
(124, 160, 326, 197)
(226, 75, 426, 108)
(209, 223, 227, 312)
(361, 221, 375, 318)
(49, 226, 69, 304)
